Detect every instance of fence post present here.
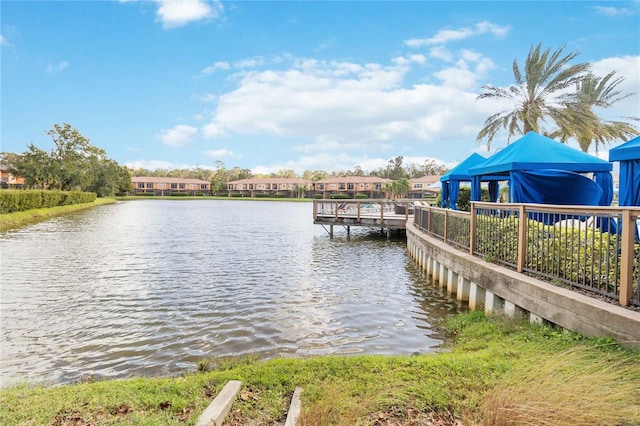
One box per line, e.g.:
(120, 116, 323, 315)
(619, 209, 633, 307)
(443, 209, 449, 243)
(516, 204, 527, 273)
(469, 202, 476, 255)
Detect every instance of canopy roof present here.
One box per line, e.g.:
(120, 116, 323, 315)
(469, 132, 612, 176)
(609, 136, 640, 162)
(441, 153, 488, 182)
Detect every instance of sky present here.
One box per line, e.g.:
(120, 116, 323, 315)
(1, 1, 639, 175)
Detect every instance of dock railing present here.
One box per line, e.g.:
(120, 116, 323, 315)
(414, 202, 640, 308)
(313, 199, 416, 225)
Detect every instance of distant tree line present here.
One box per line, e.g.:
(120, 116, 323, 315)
(2, 123, 132, 197)
(129, 156, 449, 194)
(3, 124, 449, 198)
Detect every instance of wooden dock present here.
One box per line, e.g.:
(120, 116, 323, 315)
(312, 199, 416, 237)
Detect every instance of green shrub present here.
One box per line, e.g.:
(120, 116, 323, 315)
(255, 193, 271, 198)
(314, 194, 323, 199)
(0, 191, 20, 213)
(0, 189, 96, 213)
(355, 194, 368, 199)
(41, 190, 64, 207)
(231, 193, 245, 197)
(475, 214, 625, 292)
(330, 194, 349, 199)
(170, 192, 190, 196)
(135, 192, 155, 196)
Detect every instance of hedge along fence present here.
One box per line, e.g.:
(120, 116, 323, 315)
(415, 203, 640, 307)
(0, 190, 97, 214)
(471, 204, 640, 306)
(476, 215, 624, 282)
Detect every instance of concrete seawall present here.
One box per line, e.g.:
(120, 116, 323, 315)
(406, 222, 640, 348)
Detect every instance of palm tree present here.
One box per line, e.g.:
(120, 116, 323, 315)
(476, 43, 591, 150)
(391, 178, 411, 199)
(552, 72, 639, 153)
(382, 182, 393, 199)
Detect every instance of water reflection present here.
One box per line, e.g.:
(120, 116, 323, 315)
(0, 200, 463, 387)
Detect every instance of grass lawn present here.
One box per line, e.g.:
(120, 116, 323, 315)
(1, 311, 639, 425)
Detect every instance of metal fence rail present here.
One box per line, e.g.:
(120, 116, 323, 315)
(414, 203, 640, 308)
(413, 207, 470, 250)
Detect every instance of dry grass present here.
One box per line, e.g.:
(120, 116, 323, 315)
(480, 345, 640, 426)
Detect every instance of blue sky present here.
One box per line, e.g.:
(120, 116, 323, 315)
(2, 1, 639, 175)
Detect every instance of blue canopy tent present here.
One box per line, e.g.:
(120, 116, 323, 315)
(468, 132, 614, 225)
(439, 153, 503, 209)
(609, 135, 640, 238)
(609, 135, 640, 207)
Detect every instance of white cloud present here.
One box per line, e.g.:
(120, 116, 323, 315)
(404, 21, 510, 47)
(252, 152, 387, 175)
(593, 6, 636, 16)
(155, 0, 223, 29)
(408, 54, 427, 65)
(235, 57, 265, 68)
(200, 56, 492, 161)
(0, 34, 10, 46)
(590, 55, 640, 120)
(201, 121, 226, 138)
(201, 57, 270, 75)
(203, 148, 239, 158)
(45, 60, 69, 73)
(434, 51, 496, 89)
(201, 61, 230, 74)
(124, 159, 195, 170)
(429, 46, 454, 62)
(251, 154, 450, 176)
(157, 124, 198, 147)
(200, 93, 218, 102)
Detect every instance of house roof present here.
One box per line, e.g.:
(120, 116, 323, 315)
(229, 178, 312, 185)
(132, 176, 210, 184)
(468, 132, 612, 176)
(409, 175, 442, 184)
(609, 136, 640, 162)
(315, 176, 392, 184)
(440, 153, 488, 182)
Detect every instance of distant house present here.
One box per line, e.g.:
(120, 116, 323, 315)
(131, 176, 211, 196)
(227, 178, 313, 198)
(313, 176, 392, 199)
(408, 175, 442, 199)
(0, 165, 25, 188)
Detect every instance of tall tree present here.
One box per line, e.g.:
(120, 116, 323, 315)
(476, 43, 591, 150)
(10, 144, 56, 189)
(272, 169, 298, 178)
(11, 124, 130, 196)
(391, 178, 411, 199)
(422, 159, 448, 176)
(46, 123, 107, 190)
(552, 72, 639, 153)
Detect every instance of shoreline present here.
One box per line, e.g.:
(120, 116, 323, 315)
(0, 198, 117, 232)
(1, 312, 638, 425)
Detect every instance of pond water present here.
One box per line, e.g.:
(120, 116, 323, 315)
(0, 200, 464, 387)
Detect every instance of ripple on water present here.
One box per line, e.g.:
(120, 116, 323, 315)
(0, 200, 463, 386)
